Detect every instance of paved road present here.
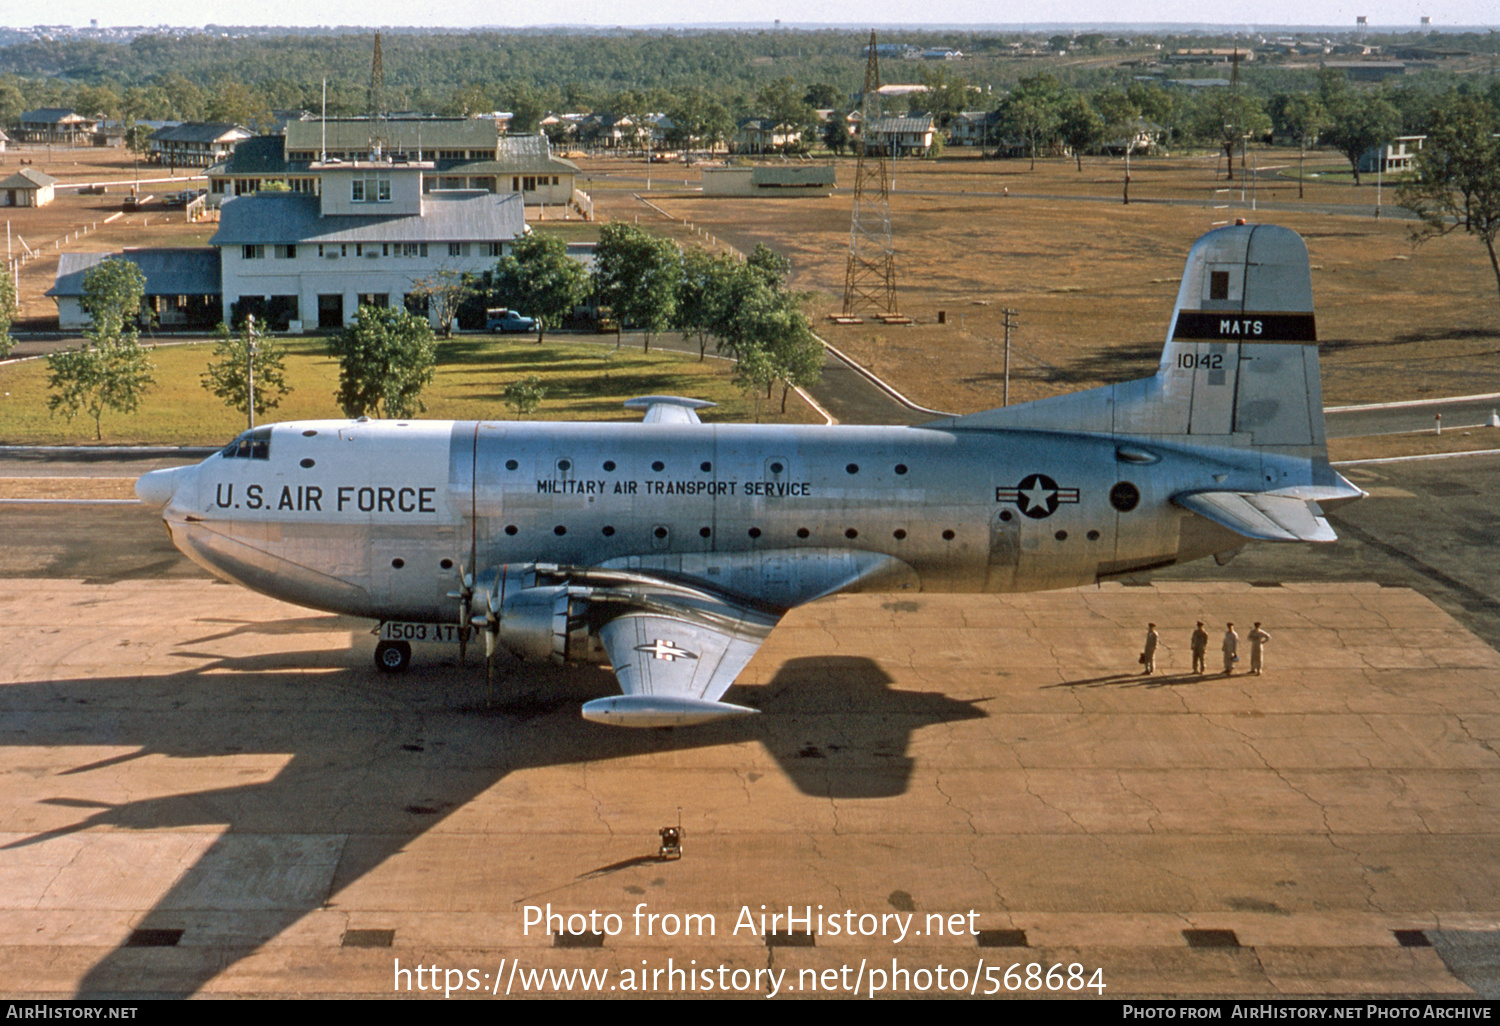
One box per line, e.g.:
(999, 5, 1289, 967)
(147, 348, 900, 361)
(1327, 395, 1500, 438)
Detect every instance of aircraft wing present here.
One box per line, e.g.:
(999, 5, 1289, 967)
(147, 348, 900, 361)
(1173, 489, 1339, 543)
(584, 609, 772, 726)
(490, 552, 913, 727)
(505, 565, 775, 727)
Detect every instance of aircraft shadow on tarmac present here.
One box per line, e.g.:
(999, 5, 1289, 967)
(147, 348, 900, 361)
(2, 648, 985, 996)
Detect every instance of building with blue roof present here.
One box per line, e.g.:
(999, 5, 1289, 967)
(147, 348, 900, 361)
(210, 159, 526, 329)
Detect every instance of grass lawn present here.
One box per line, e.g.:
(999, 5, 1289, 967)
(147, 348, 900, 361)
(0, 335, 816, 446)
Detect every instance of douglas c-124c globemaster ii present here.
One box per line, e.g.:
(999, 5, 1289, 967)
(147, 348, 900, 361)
(136, 224, 1362, 727)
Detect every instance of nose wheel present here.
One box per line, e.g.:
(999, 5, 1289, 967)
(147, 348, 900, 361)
(374, 640, 411, 673)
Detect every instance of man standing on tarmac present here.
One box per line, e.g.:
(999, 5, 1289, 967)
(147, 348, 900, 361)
(1248, 622, 1271, 675)
(1222, 623, 1239, 676)
(1141, 623, 1159, 674)
(1190, 622, 1209, 674)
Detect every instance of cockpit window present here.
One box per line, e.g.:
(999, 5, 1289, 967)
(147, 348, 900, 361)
(220, 425, 273, 460)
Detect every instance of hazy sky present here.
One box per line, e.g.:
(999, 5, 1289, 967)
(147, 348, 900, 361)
(28, 0, 1497, 28)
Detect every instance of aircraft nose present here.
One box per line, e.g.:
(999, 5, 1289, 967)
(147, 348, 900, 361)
(135, 467, 181, 509)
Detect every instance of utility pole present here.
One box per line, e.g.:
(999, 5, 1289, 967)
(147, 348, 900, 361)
(1002, 308, 1018, 406)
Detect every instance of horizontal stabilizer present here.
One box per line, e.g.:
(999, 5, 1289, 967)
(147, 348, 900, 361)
(1174, 490, 1338, 543)
(581, 695, 759, 728)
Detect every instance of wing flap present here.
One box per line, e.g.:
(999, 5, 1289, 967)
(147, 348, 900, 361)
(1174, 490, 1338, 543)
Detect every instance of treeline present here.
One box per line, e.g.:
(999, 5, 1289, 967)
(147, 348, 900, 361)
(0, 27, 1495, 134)
(983, 69, 1500, 182)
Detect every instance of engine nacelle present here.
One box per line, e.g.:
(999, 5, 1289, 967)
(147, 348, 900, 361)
(496, 585, 605, 665)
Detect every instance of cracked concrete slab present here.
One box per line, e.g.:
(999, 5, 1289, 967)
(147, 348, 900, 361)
(1, 578, 1498, 998)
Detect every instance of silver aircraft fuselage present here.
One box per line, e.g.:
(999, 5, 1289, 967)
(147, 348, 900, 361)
(149, 416, 1264, 623)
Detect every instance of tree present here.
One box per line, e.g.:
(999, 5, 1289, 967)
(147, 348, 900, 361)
(407, 267, 476, 339)
(1092, 87, 1140, 141)
(672, 246, 722, 360)
(488, 234, 589, 343)
(45, 259, 154, 441)
(329, 305, 437, 419)
(123, 119, 153, 157)
(1195, 91, 1270, 181)
(917, 65, 973, 130)
(73, 84, 122, 121)
(204, 77, 269, 131)
(1273, 93, 1327, 199)
(1126, 81, 1175, 132)
(1398, 94, 1500, 306)
(497, 82, 548, 133)
(664, 91, 734, 153)
(447, 82, 492, 118)
(1092, 87, 1142, 202)
(745, 243, 791, 289)
(0, 265, 16, 359)
(501, 376, 547, 419)
(823, 112, 852, 155)
(803, 82, 845, 109)
(592, 223, 681, 352)
(681, 244, 822, 413)
(997, 74, 1063, 170)
(1319, 71, 1401, 186)
(1058, 94, 1104, 171)
(766, 310, 824, 413)
(756, 76, 819, 151)
(1324, 92, 1401, 186)
(201, 319, 293, 429)
(80, 257, 147, 342)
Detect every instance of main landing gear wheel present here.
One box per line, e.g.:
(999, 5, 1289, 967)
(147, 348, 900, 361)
(374, 640, 411, 673)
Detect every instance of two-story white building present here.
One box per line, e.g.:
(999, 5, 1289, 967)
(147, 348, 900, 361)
(149, 122, 254, 168)
(210, 159, 526, 330)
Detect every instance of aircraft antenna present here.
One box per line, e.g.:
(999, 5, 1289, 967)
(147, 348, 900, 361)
(839, 30, 901, 321)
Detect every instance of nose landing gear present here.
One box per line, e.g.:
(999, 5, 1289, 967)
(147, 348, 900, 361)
(374, 640, 411, 673)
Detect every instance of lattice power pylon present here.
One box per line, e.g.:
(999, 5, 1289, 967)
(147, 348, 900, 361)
(368, 32, 385, 118)
(840, 30, 900, 320)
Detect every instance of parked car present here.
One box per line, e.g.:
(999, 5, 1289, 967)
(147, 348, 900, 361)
(486, 309, 538, 334)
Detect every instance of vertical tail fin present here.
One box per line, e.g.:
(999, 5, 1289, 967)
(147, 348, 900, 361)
(1156, 223, 1325, 456)
(933, 223, 1327, 460)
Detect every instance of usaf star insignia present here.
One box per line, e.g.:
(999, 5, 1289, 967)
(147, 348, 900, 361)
(994, 473, 1080, 519)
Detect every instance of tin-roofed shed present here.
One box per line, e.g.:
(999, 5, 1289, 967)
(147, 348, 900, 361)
(1, 167, 59, 207)
(46, 249, 222, 331)
(702, 165, 836, 197)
